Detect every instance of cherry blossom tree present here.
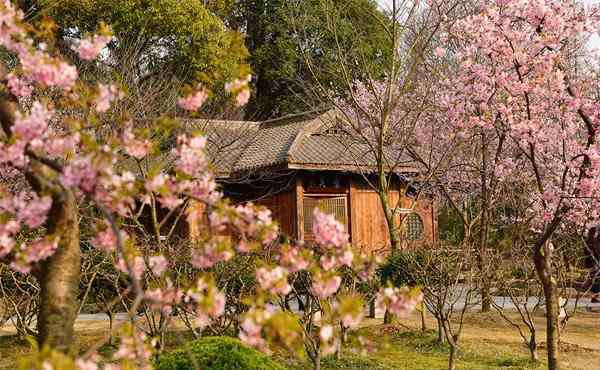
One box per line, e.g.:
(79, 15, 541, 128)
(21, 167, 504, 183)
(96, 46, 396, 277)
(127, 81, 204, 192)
(0, 2, 418, 368)
(435, 1, 600, 368)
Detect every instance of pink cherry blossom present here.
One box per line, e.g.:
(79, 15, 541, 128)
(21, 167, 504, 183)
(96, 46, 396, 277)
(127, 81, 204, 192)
(121, 122, 152, 159)
(279, 245, 311, 272)
(178, 87, 208, 111)
(312, 273, 341, 299)
(6, 72, 32, 97)
(75, 358, 99, 370)
(255, 266, 291, 295)
(94, 84, 123, 113)
(319, 325, 334, 341)
(376, 287, 422, 318)
(74, 34, 111, 61)
(239, 316, 267, 350)
(172, 134, 208, 177)
(235, 89, 251, 106)
(60, 157, 98, 192)
(23, 237, 58, 263)
(90, 224, 118, 252)
(116, 256, 146, 280)
(312, 209, 349, 248)
(191, 240, 233, 269)
(12, 101, 53, 143)
(149, 255, 168, 276)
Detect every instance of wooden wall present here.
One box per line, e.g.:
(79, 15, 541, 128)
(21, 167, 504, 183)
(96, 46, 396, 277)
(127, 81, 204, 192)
(256, 188, 297, 239)
(349, 179, 436, 254)
(189, 175, 436, 254)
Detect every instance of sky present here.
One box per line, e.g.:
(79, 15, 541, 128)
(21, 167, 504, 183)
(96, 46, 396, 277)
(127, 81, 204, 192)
(375, 0, 600, 49)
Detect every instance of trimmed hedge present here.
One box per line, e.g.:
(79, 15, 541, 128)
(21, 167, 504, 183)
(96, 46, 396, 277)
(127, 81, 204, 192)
(154, 336, 287, 370)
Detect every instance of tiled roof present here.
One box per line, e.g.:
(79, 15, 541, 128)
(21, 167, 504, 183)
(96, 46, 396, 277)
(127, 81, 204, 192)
(185, 110, 417, 178)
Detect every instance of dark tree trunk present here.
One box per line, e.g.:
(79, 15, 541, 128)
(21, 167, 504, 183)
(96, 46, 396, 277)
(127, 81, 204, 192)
(533, 240, 560, 370)
(420, 303, 427, 332)
(383, 309, 393, 324)
(479, 134, 492, 313)
(436, 317, 444, 343)
(36, 189, 80, 353)
(529, 332, 538, 362)
(368, 298, 376, 318)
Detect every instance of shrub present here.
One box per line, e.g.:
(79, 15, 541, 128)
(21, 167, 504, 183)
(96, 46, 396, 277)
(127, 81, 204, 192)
(154, 336, 287, 370)
(378, 250, 425, 287)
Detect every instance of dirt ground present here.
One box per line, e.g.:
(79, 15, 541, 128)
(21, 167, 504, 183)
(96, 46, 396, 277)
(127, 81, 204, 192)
(1, 309, 599, 369)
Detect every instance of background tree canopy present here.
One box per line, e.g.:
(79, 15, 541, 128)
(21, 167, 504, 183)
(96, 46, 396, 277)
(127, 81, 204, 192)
(18, 0, 390, 119)
(38, 0, 249, 103)
(211, 0, 392, 119)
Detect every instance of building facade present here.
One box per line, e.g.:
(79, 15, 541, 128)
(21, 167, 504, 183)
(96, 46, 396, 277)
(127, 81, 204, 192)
(189, 110, 436, 253)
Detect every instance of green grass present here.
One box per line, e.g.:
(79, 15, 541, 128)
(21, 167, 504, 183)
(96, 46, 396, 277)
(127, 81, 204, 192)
(280, 327, 540, 370)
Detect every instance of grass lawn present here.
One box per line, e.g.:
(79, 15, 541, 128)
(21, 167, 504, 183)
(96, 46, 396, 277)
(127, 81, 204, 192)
(1, 310, 599, 369)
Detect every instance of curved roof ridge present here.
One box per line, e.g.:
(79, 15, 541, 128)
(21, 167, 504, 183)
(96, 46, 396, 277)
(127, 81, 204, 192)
(286, 110, 338, 162)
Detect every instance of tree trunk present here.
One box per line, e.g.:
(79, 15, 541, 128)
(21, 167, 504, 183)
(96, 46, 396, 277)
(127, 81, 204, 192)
(378, 189, 402, 254)
(478, 134, 491, 313)
(36, 189, 80, 353)
(383, 309, 393, 324)
(107, 311, 114, 346)
(436, 317, 444, 343)
(368, 298, 376, 318)
(313, 350, 321, 370)
(420, 303, 427, 332)
(528, 333, 538, 362)
(533, 240, 560, 370)
(448, 343, 457, 370)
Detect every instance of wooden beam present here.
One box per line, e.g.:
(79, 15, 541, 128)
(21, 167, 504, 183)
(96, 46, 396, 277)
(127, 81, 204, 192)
(296, 176, 304, 241)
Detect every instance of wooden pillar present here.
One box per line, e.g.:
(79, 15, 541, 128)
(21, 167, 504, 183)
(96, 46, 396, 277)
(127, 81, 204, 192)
(349, 178, 358, 247)
(296, 176, 304, 241)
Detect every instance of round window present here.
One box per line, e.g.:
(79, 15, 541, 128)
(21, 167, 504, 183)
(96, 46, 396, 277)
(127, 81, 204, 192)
(404, 213, 424, 241)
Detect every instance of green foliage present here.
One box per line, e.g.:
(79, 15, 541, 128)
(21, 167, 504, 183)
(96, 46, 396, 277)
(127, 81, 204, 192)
(215, 0, 392, 119)
(154, 336, 287, 370)
(378, 250, 425, 288)
(40, 0, 249, 87)
(437, 206, 465, 245)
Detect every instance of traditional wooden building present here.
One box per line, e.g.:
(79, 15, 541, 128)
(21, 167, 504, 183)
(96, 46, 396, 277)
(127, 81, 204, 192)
(189, 110, 436, 253)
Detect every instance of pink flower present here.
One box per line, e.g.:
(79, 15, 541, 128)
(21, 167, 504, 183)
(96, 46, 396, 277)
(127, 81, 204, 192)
(312, 209, 349, 248)
(91, 225, 118, 251)
(116, 256, 146, 279)
(149, 255, 168, 276)
(13, 101, 53, 143)
(7, 72, 32, 97)
(75, 358, 98, 370)
(191, 241, 233, 269)
(121, 122, 151, 159)
(173, 134, 208, 177)
(376, 287, 422, 318)
(94, 84, 123, 113)
(320, 325, 334, 341)
(236, 89, 250, 106)
(24, 237, 58, 263)
(256, 266, 291, 295)
(74, 34, 111, 61)
(60, 157, 97, 191)
(312, 274, 341, 299)
(178, 87, 208, 111)
(19, 50, 78, 90)
(239, 315, 268, 352)
(279, 246, 311, 272)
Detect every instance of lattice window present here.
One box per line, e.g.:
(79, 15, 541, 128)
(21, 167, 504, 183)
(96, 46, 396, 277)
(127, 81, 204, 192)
(303, 196, 348, 236)
(403, 212, 424, 241)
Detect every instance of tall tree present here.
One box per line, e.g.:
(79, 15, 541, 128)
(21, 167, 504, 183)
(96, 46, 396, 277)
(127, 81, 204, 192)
(37, 0, 250, 118)
(213, 0, 392, 119)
